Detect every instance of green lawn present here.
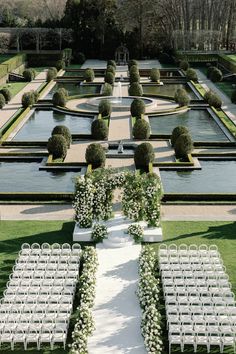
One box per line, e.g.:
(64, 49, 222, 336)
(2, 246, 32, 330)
(0, 82, 28, 98)
(66, 64, 82, 69)
(227, 54, 236, 63)
(154, 221, 236, 354)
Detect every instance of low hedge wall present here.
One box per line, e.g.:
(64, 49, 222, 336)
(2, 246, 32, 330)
(218, 54, 236, 73)
(162, 193, 236, 202)
(177, 53, 218, 63)
(154, 154, 195, 168)
(211, 107, 236, 139)
(0, 64, 8, 79)
(0, 192, 74, 201)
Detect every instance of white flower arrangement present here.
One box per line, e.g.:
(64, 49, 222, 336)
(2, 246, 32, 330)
(138, 246, 163, 354)
(91, 223, 108, 243)
(127, 224, 144, 243)
(70, 247, 98, 354)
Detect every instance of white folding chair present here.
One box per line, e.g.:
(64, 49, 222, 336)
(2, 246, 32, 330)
(51, 327, 66, 350)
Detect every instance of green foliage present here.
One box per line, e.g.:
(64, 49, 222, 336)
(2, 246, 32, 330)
(84, 68, 95, 82)
(130, 71, 140, 84)
(179, 60, 189, 71)
(186, 68, 198, 82)
(52, 125, 72, 148)
(104, 71, 115, 85)
(129, 65, 139, 75)
(74, 51, 86, 64)
(129, 82, 143, 96)
(208, 93, 222, 108)
(133, 119, 150, 139)
(174, 133, 193, 159)
(98, 99, 112, 117)
(91, 119, 108, 140)
(0, 93, 6, 108)
(130, 98, 145, 118)
(46, 67, 57, 82)
(55, 59, 65, 71)
(85, 143, 106, 168)
(207, 66, 215, 78)
(0, 88, 11, 102)
(150, 68, 160, 82)
(47, 134, 67, 159)
(52, 88, 68, 107)
(106, 65, 116, 75)
(23, 68, 36, 81)
(231, 90, 236, 104)
(204, 89, 214, 102)
(128, 59, 138, 69)
(107, 60, 116, 68)
(102, 82, 113, 96)
(134, 142, 155, 167)
(91, 224, 108, 242)
(210, 67, 223, 82)
(174, 88, 190, 106)
(128, 224, 143, 243)
(21, 91, 38, 108)
(171, 125, 189, 147)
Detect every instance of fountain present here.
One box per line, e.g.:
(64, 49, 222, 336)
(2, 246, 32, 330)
(117, 140, 124, 154)
(112, 81, 122, 104)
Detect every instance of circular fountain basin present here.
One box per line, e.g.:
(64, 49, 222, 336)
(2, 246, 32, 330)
(85, 96, 156, 111)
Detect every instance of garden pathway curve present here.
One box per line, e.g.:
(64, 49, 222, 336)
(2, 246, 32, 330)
(88, 223, 146, 354)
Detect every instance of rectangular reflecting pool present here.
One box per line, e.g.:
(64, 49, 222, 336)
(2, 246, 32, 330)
(45, 83, 101, 98)
(143, 83, 198, 99)
(0, 160, 78, 193)
(149, 109, 229, 142)
(13, 110, 93, 141)
(160, 160, 236, 194)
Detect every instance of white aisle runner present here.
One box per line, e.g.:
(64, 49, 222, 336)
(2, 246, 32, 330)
(87, 243, 146, 354)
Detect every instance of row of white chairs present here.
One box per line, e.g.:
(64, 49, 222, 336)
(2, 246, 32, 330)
(159, 243, 219, 255)
(21, 242, 81, 254)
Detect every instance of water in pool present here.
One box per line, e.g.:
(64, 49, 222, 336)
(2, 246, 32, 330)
(149, 109, 228, 142)
(46, 83, 101, 98)
(160, 160, 236, 194)
(0, 161, 78, 193)
(14, 110, 93, 141)
(143, 83, 197, 99)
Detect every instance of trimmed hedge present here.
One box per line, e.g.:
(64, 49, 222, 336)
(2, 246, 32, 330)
(107, 60, 116, 68)
(47, 134, 67, 159)
(84, 68, 95, 82)
(52, 125, 72, 148)
(171, 126, 189, 147)
(46, 67, 57, 82)
(130, 98, 145, 118)
(98, 99, 112, 117)
(104, 71, 115, 85)
(102, 83, 113, 96)
(21, 91, 38, 108)
(52, 88, 68, 107)
(23, 68, 36, 82)
(128, 59, 138, 69)
(186, 68, 198, 82)
(204, 90, 222, 108)
(134, 142, 155, 168)
(0, 88, 11, 103)
(85, 143, 106, 168)
(174, 133, 193, 159)
(129, 65, 139, 75)
(150, 68, 160, 82)
(3, 53, 26, 72)
(129, 83, 143, 96)
(0, 94, 6, 109)
(174, 88, 190, 107)
(55, 59, 65, 71)
(179, 60, 189, 71)
(106, 65, 116, 75)
(133, 119, 150, 139)
(130, 71, 140, 84)
(210, 67, 223, 82)
(91, 119, 108, 140)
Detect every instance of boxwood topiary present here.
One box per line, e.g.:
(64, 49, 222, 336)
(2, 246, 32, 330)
(105, 71, 115, 85)
(23, 68, 36, 82)
(179, 60, 189, 71)
(0, 88, 11, 103)
(21, 91, 34, 108)
(171, 125, 189, 147)
(231, 90, 236, 104)
(129, 82, 143, 96)
(130, 71, 140, 84)
(0, 93, 6, 108)
(52, 89, 67, 107)
(130, 98, 145, 118)
(210, 67, 222, 82)
(102, 82, 113, 96)
(204, 89, 214, 102)
(99, 99, 112, 117)
(174, 88, 190, 107)
(134, 142, 155, 168)
(47, 67, 57, 82)
(186, 68, 198, 82)
(52, 125, 72, 148)
(174, 133, 193, 159)
(91, 119, 108, 140)
(129, 65, 139, 75)
(84, 68, 95, 82)
(133, 119, 150, 139)
(47, 134, 67, 159)
(107, 60, 116, 69)
(150, 68, 160, 82)
(55, 59, 65, 71)
(208, 93, 222, 108)
(85, 143, 106, 168)
(106, 65, 116, 75)
(128, 59, 138, 69)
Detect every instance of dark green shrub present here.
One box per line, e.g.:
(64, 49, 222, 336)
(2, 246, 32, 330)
(99, 99, 112, 117)
(21, 91, 35, 108)
(102, 83, 113, 96)
(130, 98, 145, 118)
(47, 134, 67, 159)
(0, 88, 11, 103)
(105, 71, 115, 85)
(134, 142, 155, 167)
(0, 93, 6, 108)
(186, 68, 198, 82)
(91, 119, 108, 140)
(84, 68, 95, 82)
(57, 87, 68, 98)
(52, 89, 67, 107)
(133, 119, 150, 139)
(208, 93, 222, 108)
(106, 65, 116, 75)
(204, 90, 214, 102)
(159, 53, 171, 64)
(33, 90, 39, 103)
(107, 60, 116, 69)
(52, 125, 72, 148)
(23, 68, 36, 81)
(130, 71, 140, 84)
(207, 66, 215, 79)
(85, 143, 106, 168)
(179, 60, 189, 71)
(74, 51, 86, 64)
(171, 126, 189, 147)
(129, 65, 139, 75)
(174, 133, 193, 159)
(128, 59, 138, 69)
(47, 67, 57, 82)
(174, 88, 190, 107)
(150, 68, 160, 82)
(210, 67, 222, 82)
(55, 59, 65, 71)
(129, 83, 143, 96)
(231, 90, 236, 104)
